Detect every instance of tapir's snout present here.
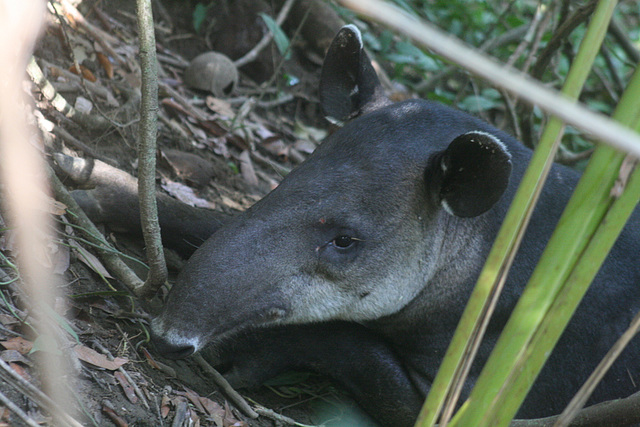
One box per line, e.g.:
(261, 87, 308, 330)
(151, 332, 196, 359)
(150, 316, 202, 359)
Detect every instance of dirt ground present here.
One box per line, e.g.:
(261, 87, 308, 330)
(0, 0, 380, 426)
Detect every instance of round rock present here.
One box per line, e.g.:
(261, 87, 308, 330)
(184, 52, 238, 97)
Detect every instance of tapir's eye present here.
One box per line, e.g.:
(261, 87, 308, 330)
(315, 228, 361, 264)
(333, 235, 354, 248)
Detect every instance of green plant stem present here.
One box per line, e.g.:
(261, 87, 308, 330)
(418, 1, 618, 425)
(453, 20, 640, 427)
(554, 173, 640, 425)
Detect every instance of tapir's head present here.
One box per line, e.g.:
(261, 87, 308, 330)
(152, 25, 512, 358)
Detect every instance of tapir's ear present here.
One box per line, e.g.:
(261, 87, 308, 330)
(320, 25, 391, 123)
(433, 131, 512, 218)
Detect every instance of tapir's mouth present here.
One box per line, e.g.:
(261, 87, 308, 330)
(152, 305, 290, 360)
(209, 306, 290, 343)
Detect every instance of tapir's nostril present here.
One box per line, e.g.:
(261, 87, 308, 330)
(152, 334, 196, 359)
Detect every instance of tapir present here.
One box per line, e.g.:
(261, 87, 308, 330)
(149, 26, 640, 425)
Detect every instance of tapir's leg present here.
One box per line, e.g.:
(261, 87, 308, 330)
(207, 321, 424, 426)
(54, 153, 230, 257)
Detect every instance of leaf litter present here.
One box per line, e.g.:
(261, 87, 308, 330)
(0, 0, 358, 425)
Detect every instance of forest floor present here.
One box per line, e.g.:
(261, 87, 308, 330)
(0, 0, 376, 426)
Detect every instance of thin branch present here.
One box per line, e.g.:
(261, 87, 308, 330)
(51, 125, 102, 160)
(608, 17, 640, 64)
(134, 0, 168, 297)
(27, 57, 111, 131)
(0, 359, 83, 427)
(531, 1, 598, 80)
(192, 354, 259, 419)
(48, 162, 145, 293)
(510, 390, 640, 427)
(506, 5, 547, 68)
(554, 309, 640, 426)
(0, 388, 41, 427)
(416, 24, 528, 95)
(233, 0, 297, 68)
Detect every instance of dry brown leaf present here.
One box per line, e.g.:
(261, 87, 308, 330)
(73, 344, 128, 370)
(9, 362, 31, 381)
(199, 395, 224, 418)
(1, 350, 31, 365)
(96, 52, 114, 79)
(68, 64, 97, 82)
(0, 229, 16, 252)
(238, 150, 258, 187)
(0, 405, 9, 421)
(114, 371, 138, 403)
(0, 314, 19, 328)
(160, 394, 171, 418)
(141, 347, 176, 377)
(102, 404, 128, 427)
(161, 149, 215, 188)
(71, 242, 113, 278)
(50, 241, 70, 275)
(48, 199, 67, 215)
(0, 337, 33, 354)
(161, 181, 215, 209)
(205, 96, 235, 118)
(183, 387, 206, 414)
(223, 401, 247, 427)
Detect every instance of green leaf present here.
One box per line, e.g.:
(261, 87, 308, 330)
(259, 13, 291, 60)
(458, 95, 499, 113)
(44, 303, 80, 344)
(193, 3, 212, 33)
(386, 41, 439, 71)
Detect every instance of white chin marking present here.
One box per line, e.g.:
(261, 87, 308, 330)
(166, 330, 202, 352)
(152, 318, 203, 352)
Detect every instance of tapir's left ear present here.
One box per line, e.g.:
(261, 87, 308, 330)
(431, 131, 512, 218)
(320, 25, 391, 123)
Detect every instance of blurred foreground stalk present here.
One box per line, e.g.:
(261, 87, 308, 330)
(0, 1, 78, 425)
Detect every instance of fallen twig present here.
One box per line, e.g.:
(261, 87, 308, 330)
(253, 405, 312, 426)
(192, 353, 259, 419)
(27, 57, 111, 131)
(510, 390, 640, 427)
(93, 341, 151, 410)
(52, 125, 103, 160)
(0, 388, 41, 427)
(48, 164, 146, 293)
(0, 359, 83, 427)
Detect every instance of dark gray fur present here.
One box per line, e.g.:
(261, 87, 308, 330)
(152, 26, 640, 425)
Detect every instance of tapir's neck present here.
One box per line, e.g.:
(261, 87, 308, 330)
(368, 209, 501, 339)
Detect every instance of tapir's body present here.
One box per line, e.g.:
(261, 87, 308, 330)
(148, 26, 640, 425)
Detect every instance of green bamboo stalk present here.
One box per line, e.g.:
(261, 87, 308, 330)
(451, 29, 640, 427)
(553, 160, 640, 427)
(452, 60, 640, 426)
(416, 2, 618, 425)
